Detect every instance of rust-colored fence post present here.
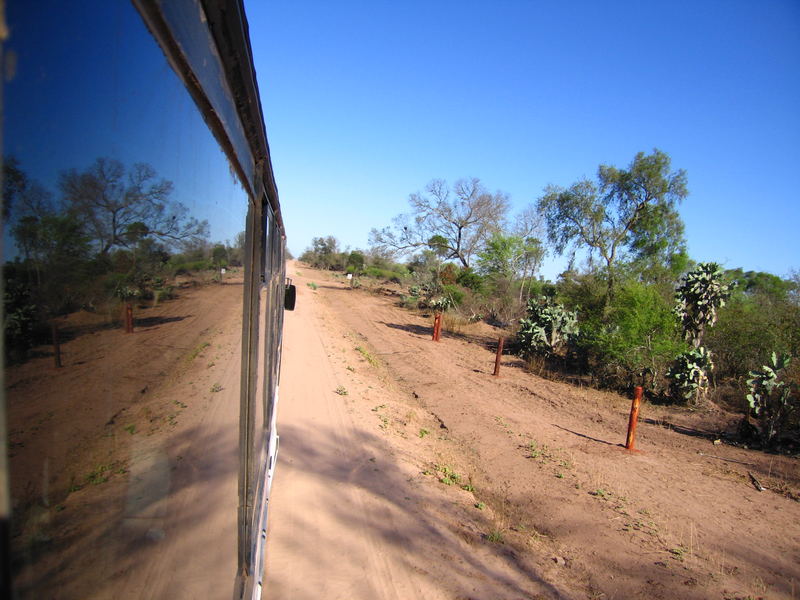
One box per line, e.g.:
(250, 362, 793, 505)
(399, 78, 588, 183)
(493, 336, 505, 376)
(125, 303, 134, 334)
(52, 322, 62, 368)
(625, 386, 643, 450)
(432, 312, 442, 341)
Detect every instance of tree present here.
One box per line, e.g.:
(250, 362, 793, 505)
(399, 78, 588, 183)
(538, 149, 688, 296)
(370, 178, 509, 268)
(212, 243, 229, 267)
(346, 250, 365, 272)
(475, 233, 544, 301)
(60, 157, 208, 255)
(3, 156, 29, 220)
(299, 236, 345, 270)
(10, 211, 92, 313)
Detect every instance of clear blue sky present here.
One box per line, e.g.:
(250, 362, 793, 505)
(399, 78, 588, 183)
(4, 1, 248, 256)
(245, 0, 800, 280)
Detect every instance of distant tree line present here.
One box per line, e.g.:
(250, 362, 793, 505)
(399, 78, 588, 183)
(300, 149, 799, 448)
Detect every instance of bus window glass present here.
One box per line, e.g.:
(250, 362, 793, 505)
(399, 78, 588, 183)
(4, 2, 250, 597)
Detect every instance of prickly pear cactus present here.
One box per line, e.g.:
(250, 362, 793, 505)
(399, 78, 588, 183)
(674, 262, 734, 348)
(667, 346, 713, 404)
(516, 295, 578, 359)
(746, 352, 796, 446)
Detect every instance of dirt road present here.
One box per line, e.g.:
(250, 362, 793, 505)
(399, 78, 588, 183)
(265, 265, 563, 599)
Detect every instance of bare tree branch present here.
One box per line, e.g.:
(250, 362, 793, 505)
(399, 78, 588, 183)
(371, 178, 509, 268)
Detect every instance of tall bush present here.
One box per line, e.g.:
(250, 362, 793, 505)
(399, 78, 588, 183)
(589, 281, 686, 390)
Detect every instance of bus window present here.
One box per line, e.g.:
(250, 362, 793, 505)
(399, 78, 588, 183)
(2, 2, 284, 598)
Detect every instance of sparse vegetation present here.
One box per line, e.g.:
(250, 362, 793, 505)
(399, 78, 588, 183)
(355, 345, 379, 367)
(189, 341, 210, 360)
(486, 529, 504, 544)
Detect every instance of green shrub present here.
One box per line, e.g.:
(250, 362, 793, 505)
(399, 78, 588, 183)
(588, 282, 686, 390)
(3, 281, 39, 362)
(456, 267, 484, 292)
(364, 266, 406, 281)
(346, 251, 365, 272)
(706, 292, 799, 381)
(441, 284, 465, 307)
(399, 294, 420, 309)
(168, 259, 214, 275)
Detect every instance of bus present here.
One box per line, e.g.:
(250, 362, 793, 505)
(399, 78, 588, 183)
(1, 1, 291, 597)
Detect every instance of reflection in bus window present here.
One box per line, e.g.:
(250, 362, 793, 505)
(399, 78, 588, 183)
(1, 2, 275, 597)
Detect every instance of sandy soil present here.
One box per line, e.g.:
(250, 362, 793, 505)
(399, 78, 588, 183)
(8, 261, 800, 599)
(8, 276, 245, 598)
(265, 263, 800, 600)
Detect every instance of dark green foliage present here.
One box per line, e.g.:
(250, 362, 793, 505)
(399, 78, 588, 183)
(587, 281, 687, 390)
(539, 149, 688, 296)
(364, 265, 408, 281)
(3, 279, 39, 361)
(441, 284, 465, 307)
(3, 156, 28, 220)
(346, 250, 365, 272)
(727, 269, 796, 300)
(427, 235, 450, 258)
(456, 267, 484, 292)
(556, 270, 607, 312)
(211, 244, 229, 267)
(167, 257, 215, 275)
(706, 291, 800, 381)
(299, 236, 346, 270)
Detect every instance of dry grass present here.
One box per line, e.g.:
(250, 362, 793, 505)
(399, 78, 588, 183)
(441, 312, 475, 335)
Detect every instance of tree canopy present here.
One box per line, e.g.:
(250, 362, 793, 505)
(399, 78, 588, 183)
(60, 158, 208, 255)
(370, 178, 509, 268)
(538, 149, 688, 294)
